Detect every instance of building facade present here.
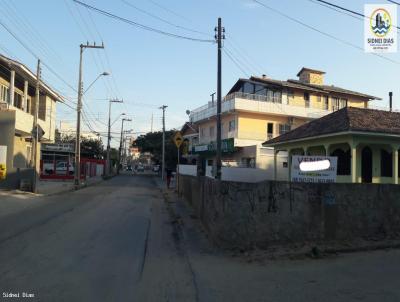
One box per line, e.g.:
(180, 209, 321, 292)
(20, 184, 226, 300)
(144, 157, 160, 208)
(264, 107, 400, 184)
(188, 67, 379, 171)
(0, 54, 60, 187)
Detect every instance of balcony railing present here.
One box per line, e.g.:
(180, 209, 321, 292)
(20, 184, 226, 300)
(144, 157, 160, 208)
(190, 92, 331, 122)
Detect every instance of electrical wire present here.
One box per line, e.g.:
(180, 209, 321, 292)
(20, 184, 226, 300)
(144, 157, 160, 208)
(120, 0, 210, 36)
(253, 0, 400, 65)
(72, 0, 215, 43)
(223, 48, 250, 77)
(309, 0, 400, 30)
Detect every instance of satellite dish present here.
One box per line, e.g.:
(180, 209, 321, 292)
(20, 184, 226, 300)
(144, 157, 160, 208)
(186, 110, 191, 115)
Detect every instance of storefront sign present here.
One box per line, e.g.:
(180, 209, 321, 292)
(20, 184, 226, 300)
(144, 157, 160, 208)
(0, 145, 7, 180)
(291, 156, 337, 183)
(41, 143, 75, 153)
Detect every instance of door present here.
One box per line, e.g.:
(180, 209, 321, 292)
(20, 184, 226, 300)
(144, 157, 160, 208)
(361, 146, 372, 183)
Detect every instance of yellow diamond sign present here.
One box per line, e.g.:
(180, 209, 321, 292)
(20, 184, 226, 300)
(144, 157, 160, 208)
(173, 131, 183, 148)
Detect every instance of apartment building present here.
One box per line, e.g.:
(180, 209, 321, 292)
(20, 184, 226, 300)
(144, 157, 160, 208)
(189, 67, 379, 170)
(0, 54, 61, 187)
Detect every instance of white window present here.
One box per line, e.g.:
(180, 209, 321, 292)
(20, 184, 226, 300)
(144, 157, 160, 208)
(339, 98, 347, 109)
(228, 120, 236, 132)
(0, 85, 9, 103)
(279, 124, 291, 135)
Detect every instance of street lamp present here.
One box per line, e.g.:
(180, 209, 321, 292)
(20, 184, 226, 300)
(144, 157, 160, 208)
(83, 71, 110, 95)
(106, 98, 123, 176)
(111, 113, 126, 126)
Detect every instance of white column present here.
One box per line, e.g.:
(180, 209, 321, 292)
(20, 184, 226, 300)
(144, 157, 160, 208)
(9, 70, 15, 106)
(324, 144, 330, 156)
(23, 80, 28, 112)
(351, 144, 357, 183)
(393, 147, 399, 185)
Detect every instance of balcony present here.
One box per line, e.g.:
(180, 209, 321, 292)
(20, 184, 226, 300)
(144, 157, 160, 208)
(190, 92, 331, 122)
(0, 104, 53, 141)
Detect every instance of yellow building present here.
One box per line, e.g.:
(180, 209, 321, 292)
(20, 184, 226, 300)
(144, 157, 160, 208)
(189, 67, 379, 171)
(264, 107, 400, 184)
(0, 54, 61, 188)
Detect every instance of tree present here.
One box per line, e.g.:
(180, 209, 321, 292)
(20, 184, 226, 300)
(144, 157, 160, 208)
(54, 129, 104, 159)
(134, 130, 180, 168)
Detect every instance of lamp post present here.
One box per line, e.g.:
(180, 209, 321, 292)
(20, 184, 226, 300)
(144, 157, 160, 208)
(118, 118, 132, 173)
(106, 100, 123, 176)
(83, 72, 110, 95)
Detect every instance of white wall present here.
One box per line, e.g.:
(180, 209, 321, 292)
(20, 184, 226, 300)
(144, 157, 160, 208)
(179, 164, 197, 176)
(180, 161, 289, 183)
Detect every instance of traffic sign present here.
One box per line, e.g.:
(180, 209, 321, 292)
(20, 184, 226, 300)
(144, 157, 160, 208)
(173, 131, 183, 148)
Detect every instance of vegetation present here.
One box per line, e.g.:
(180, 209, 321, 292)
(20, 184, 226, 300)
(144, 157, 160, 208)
(134, 130, 180, 168)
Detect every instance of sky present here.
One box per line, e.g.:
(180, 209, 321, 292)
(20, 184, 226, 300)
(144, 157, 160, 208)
(1, 0, 399, 147)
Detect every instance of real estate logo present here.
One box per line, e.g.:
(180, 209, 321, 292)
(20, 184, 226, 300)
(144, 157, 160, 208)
(365, 4, 397, 53)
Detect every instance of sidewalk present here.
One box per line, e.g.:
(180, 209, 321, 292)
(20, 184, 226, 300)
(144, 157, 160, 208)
(37, 176, 103, 195)
(0, 176, 104, 218)
(154, 175, 400, 260)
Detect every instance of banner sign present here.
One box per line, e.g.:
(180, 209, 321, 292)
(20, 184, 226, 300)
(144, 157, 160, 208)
(365, 4, 397, 53)
(0, 145, 7, 180)
(291, 156, 337, 183)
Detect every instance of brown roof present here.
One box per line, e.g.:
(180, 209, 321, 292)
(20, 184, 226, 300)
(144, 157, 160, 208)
(264, 107, 400, 145)
(287, 79, 381, 100)
(181, 122, 198, 135)
(249, 76, 326, 94)
(296, 67, 326, 76)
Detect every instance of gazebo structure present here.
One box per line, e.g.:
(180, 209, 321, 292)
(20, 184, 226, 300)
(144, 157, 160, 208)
(263, 107, 400, 184)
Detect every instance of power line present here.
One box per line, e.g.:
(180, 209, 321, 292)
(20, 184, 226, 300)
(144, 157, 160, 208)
(0, 19, 78, 92)
(387, 0, 400, 5)
(120, 0, 210, 36)
(252, 0, 400, 65)
(309, 0, 400, 30)
(147, 0, 191, 23)
(72, 0, 215, 43)
(223, 48, 250, 77)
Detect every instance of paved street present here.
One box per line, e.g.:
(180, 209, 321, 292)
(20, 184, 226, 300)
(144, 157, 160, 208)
(1, 174, 399, 302)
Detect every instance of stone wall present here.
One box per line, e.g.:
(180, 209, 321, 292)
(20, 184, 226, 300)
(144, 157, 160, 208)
(179, 175, 400, 249)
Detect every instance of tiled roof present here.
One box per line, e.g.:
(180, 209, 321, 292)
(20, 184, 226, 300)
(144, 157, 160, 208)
(264, 107, 400, 145)
(181, 122, 198, 135)
(287, 79, 381, 100)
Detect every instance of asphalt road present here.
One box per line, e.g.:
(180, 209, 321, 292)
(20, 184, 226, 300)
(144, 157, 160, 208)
(0, 174, 399, 302)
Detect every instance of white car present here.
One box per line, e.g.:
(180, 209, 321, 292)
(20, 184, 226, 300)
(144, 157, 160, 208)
(55, 162, 74, 175)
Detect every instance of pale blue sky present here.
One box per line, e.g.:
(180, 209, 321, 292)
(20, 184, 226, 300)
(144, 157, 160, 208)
(1, 0, 399, 147)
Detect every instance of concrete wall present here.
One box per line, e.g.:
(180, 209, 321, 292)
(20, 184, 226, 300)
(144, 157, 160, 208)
(179, 175, 400, 249)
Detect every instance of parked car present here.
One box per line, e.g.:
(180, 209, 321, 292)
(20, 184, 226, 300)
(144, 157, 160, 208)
(137, 165, 145, 172)
(126, 166, 132, 171)
(152, 165, 160, 173)
(45, 162, 74, 175)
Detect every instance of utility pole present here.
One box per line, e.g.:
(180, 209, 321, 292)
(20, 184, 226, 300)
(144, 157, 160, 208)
(118, 118, 131, 173)
(215, 18, 225, 179)
(107, 98, 123, 176)
(31, 59, 41, 193)
(159, 105, 167, 180)
(151, 113, 153, 132)
(74, 42, 104, 188)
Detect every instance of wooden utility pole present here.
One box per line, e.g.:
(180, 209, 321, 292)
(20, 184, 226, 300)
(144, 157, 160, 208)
(75, 42, 104, 188)
(159, 105, 167, 180)
(215, 18, 225, 179)
(31, 59, 40, 193)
